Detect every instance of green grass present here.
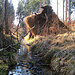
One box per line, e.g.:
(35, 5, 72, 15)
(48, 38, 53, 41)
(0, 64, 8, 69)
(0, 63, 8, 75)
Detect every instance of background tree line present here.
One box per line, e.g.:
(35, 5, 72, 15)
(0, 0, 75, 33)
(16, 0, 75, 27)
(0, 0, 15, 34)
(16, 0, 50, 27)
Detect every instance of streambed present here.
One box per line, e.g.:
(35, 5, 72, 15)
(8, 44, 45, 75)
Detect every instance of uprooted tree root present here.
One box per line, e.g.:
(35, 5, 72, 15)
(39, 12, 68, 36)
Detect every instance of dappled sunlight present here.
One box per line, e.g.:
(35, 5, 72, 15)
(57, 33, 69, 37)
(55, 32, 75, 43)
(50, 32, 75, 51)
(28, 31, 75, 54)
(0, 0, 75, 74)
(28, 31, 75, 75)
(24, 35, 40, 44)
(64, 43, 75, 50)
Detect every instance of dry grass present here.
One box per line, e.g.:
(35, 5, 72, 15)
(10, 26, 25, 40)
(24, 31, 75, 75)
(67, 20, 75, 31)
(25, 31, 75, 55)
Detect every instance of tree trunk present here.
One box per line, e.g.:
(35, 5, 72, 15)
(43, 0, 45, 5)
(5, 0, 9, 34)
(69, 0, 70, 21)
(57, 0, 58, 16)
(39, 2, 42, 13)
(66, 0, 67, 23)
(63, 0, 65, 22)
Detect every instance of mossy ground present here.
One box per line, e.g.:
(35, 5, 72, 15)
(0, 50, 17, 74)
(0, 63, 8, 75)
(0, 34, 20, 75)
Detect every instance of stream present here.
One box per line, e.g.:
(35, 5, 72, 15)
(8, 37, 52, 75)
(8, 43, 51, 75)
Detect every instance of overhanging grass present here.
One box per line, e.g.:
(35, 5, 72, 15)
(0, 63, 8, 75)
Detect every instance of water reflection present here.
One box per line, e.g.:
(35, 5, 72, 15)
(8, 40, 44, 75)
(8, 66, 31, 75)
(8, 44, 31, 75)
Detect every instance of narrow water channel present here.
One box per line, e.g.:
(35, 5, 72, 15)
(8, 43, 52, 75)
(8, 45, 31, 75)
(8, 43, 45, 75)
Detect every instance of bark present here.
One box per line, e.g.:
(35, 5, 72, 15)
(43, 0, 45, 5)
(5, 0, 9, 34)
(69, 0, 70, 21)
(66, 0, 67, 23)
(63, 0, 65, 22)
(57, 0, 58, 16)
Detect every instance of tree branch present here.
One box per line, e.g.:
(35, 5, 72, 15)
(0, 25, 35, 51)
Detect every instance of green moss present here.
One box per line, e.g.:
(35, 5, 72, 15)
(0, 64, 8, 69)
(36, 46, 40, 50)
(14, 39, 18, 43)
(0, 63, 8, 75)
(0, 70, 8, 75)
(15, 44, 20, 49)
(29, 61, 35, 64)
(48, 38, 53, 41)
(6, 51, 13, 56)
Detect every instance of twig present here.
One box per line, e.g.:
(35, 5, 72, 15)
(13, 25, 35, 46)
(0, 26, 35, 51)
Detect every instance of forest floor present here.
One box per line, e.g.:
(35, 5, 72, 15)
(0, 24, 75, 75)
(0, 26, 23, 74)
(24, 31, 75, 75)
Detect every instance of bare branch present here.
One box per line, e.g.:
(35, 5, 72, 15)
(13, 25, 35, 46)
(0, 25, 35, 51)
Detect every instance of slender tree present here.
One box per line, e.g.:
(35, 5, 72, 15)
(63, 0, 65, 22)
(5, 0, 9, 34)
(69, 0, 70, 21)
(0, 0, 4, 33)
(63, 0, 64, 22)
(57, 0, 58, 15)
(66, 0, 67, 23)
(43, 0, 45, 5)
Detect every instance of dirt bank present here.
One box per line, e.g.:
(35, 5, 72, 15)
(25, 31, 75, 75)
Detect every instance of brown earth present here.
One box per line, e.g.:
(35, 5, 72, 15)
(25, 31, 75, 75)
